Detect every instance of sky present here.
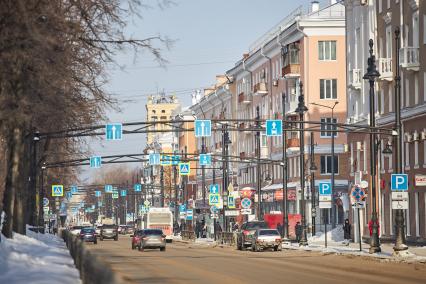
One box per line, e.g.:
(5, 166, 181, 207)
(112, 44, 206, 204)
(83, 0, 330, 182)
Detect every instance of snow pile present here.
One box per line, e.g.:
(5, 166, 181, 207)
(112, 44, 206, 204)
(0, 227, 81, 284)
(309, 226, 345, 243)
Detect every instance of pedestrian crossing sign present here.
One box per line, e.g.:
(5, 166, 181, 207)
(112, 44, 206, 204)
(209, 193, 220, 205)
(179, 163, 190, 175)
(52, 185, 64, 197)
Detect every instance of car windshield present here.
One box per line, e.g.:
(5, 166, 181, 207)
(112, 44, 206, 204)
(246, 222, 268, 230)
(143, 229, 163, 235)
(258, 230, 280, 236)
(103, 225, 116, 229)
(81, 228, 95, 233)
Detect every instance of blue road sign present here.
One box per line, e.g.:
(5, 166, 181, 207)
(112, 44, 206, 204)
(179, 204, 186, 212)
(134, 184, 142, 192)
(105, 123, 122, 140)
(228, 196, 235, 208)
(209, 184, 219, 194)
(149, 153, 161, 165)
(95, 191, 101, 197)
(266, 120, 283, 137)
(391, 174, 408, 191)
(186, 209, 193, 221)
(351, 186, 365, 203)
(161, 155, 171, 165)
(199, 154, 212, 166)
(241, 197, 252, 209)
(172, 155, 180, 165)
(319, 182, 332, 195)
(43, 197, 49, 207)
(208, 193, 220, 205)
(179, 163, 190, 175)
(71, 185, 78, 194)
(90, 156, 102, 168)
(210, 205, 218, 214)
(195, 120, 212, 137)
(66, 191, 72, 200)
(52, 185, 64, 197)
(104, 184, 113, 193)
(120, 190, 127, 197)
(98, 201, 103, 207)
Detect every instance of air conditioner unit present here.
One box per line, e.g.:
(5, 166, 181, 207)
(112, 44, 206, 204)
(273, 79, 279, 87)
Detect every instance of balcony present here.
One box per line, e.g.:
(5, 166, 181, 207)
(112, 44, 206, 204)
(238, 92, 253, 104)
(253, 82, 268, 95)
(287, 138, 299, 148)
(378, 58, 393, 81)
(349, 69, 362, 89)
(282, 64, 300, 78)
(399, 47, 420, 71)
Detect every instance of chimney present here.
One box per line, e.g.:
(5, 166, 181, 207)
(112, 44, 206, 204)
(311, 1, 320, 12)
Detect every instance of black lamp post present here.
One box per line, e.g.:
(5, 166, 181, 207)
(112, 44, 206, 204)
(309, 132, 318, 235)
(256, 106, 262, 220)
(296, 81, 308, 246)
(393, 27, 408, 254)
(281, 92, 289, 240)
(363, 39, 381, 253)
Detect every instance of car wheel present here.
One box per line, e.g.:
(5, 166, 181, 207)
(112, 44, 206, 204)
(237, 240, 242, 250)
(94, 240, 97, 245)
(114, 236, 118, 241)
(160, 247, 166, 252)
(255, 244, 260, 252)
(274, 246, 278, 251)
(251, 244, 255, 252)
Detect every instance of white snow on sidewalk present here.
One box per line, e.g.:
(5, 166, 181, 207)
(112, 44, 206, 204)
(0, 227, 81, 284)
(308, 226, 345, 243)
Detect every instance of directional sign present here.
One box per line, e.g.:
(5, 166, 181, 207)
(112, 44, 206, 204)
(95, 191, 101, 197)
(209, 193, 220, 205)
(104, 184, 113, 193)
(227, 196, 235, 209)
(391, 174, 408, 191)
(319, 182, 332, 195)
(241, 197, 252, 209)
(179, 163, 191, 175)
(209, 184, 219, 194)
(266, 120, 282, 136)
(90, 156, 102, 168)
(172, 155, 180, 165)
(134, 184, 142, 192)
(149, 153, 161, 165)
(186, 209, 193, 220)
(52, 185, 64, 197)
(161, 155, 171, 166)
(105, 123, 122, 140)
(43, 197, 49, 207)
(120, 190, 127, 197)
(194, 120, 212, 137)
(70, 186, 78, 194)
(199, 154, 212, 166)
(225, 210, 239, 217)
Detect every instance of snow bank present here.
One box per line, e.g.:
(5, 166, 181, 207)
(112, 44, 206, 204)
(309, 226, 345, 242)
(0, 227, 81, 284)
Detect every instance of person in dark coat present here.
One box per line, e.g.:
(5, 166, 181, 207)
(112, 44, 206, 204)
(276, 223, 283, 237)
(343, 219, 351, 240)
(295, 222, 302, 243)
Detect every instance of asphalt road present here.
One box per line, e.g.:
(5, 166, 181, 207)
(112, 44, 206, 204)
(86, 237, 426, 284)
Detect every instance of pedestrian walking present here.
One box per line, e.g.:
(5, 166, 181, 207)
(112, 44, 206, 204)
(295, 222, 302, 243)
(343, 219, 351, 241)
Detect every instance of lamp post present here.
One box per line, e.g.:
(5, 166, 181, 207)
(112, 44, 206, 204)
(363, 39, 381, 253)
(393, 27, 408, 255)
(296, 81, 308, 246)
(281, 92, 289, 240)
(255, 106, 262, 220)
(310, 101, 338, 228)
(310, 132, 318, 235)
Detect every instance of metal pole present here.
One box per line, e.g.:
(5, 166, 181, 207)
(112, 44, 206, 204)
(393, 26, 408, 254)
(281, 92, 289, 239)
(201, 136, 206, 209)
(224, 124, 230, 232)
(357, 207, 362, 251)
(222, 123, 226, 231)
(310, 132, 316, 236)
(174, 165, 178, 226)
(256, 106, 262, 220)
(331, 107, 336, 229)
(364, 39, 381, 253)
(297, 82, 308, 246)
(160, 166, 164, 207)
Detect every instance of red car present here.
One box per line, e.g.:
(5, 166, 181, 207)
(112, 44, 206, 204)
(131, 230, 144, 250)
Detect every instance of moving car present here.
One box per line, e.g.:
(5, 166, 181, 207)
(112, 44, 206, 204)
(79, 227, 97, 244)
(137, 229, 166, 251)
(236, 221, 269, 250)
(95, 225, 102, 238)
(251, 229, 282, 252)
(131, 230, 144, 250)
(100, 224, 118, 241)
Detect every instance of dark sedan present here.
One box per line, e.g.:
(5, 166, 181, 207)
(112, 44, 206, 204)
(79, 227, 97, 244)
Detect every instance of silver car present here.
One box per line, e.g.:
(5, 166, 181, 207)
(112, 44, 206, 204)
(138, 229, 166, 251)
(251, 229, 282, 252)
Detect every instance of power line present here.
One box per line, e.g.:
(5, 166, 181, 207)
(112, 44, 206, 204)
(106, 60, 235, 70)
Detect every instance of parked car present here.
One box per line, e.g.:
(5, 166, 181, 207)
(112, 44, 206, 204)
(95, 225, 102, 238)
(137, 229, 166, 251)
(79, 227, 97, 244)
(100, 224, 118, 241)
(251, 229, 282, 252)
(131, 230, 144, 250)
(236, 221, 269, 250)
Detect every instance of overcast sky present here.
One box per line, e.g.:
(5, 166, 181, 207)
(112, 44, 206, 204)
(82, 0, 330, 182)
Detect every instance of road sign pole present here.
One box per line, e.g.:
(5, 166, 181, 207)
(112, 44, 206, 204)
(357, 206, 362, 252)
(160, 166, 164, 207)
(324, 210, 327, 248)
(255, 106, 262, 221)
(281, 91, 289, 240)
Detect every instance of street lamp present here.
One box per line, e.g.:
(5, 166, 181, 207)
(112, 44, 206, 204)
(295, 81, 308, 246)
(310, 101, 339, 228)
(363, 39, 381, 254)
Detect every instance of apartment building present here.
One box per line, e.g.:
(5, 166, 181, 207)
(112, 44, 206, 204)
(227, 1, 348, 227)
(345, 0, 426, 242)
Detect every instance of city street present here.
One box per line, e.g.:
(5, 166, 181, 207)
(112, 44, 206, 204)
(87, 237, 426, 284)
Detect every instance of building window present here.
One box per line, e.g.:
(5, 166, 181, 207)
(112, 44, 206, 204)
(162, 110, 166, 113)
(318, 41, 336, 61)
(283, 42, 300, 66)
(320, 155, 339, 175)
(320, 79, 337, 99)
(320, 118, 337, 137)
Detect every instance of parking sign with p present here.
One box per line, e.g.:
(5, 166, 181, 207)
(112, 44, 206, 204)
(391, 174, 408, 191)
